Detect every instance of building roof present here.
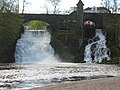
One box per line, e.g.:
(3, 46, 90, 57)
(84, 7, 111, 13)
(85, 7, 110, 11)
(77, 0, 84, 6)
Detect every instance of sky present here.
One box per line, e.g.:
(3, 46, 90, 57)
(19, 0, 102, 14)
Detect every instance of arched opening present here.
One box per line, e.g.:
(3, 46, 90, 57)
(23, 20, 50, 30)
(83, 20, 96, 39)
(15, 20, 59, 63)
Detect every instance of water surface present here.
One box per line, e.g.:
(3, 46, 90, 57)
(0, 63, 120, 90)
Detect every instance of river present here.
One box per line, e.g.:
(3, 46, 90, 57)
(0, 63, 120, 90)
(1, 30, 118, 90)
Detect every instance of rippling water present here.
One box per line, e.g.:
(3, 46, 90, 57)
(0, 63, 120, 90)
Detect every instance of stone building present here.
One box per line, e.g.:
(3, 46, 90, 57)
(84, 7, 111, 13)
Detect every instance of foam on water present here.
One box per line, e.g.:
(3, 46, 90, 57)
(84, 29, 111, 63)
(15, 30, 58, 63)
(0, 63, 119, 90)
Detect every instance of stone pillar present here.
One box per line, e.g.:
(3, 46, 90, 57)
(74, 0, 84, 62)
(76, 0, 84, 49)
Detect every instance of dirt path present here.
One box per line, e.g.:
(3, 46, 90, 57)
(31, 77, 120, 90)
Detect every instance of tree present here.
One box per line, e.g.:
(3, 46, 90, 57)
(0, 11, 23, 45)
(0, 0, 19, 13)
(21, 0, 30, 14)
(0, 1, 23, 62)
(46, 0, 61, 14)
(101, 0, 111, 9)
(42, 0, 50, 14)
(101, 0, 119, 13)
(113, 0, 117, 13)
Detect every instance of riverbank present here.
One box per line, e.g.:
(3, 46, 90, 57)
(31, 76, 120, 90)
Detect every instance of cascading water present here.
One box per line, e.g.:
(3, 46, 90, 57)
(84, 29, 111, 63)
(15, 30, 58, 63)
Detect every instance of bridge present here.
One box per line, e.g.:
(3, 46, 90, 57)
(21, 0, 120, 31)
(21, 12, 103, 30)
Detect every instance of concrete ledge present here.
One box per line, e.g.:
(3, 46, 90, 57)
(31, 77, 120, 90)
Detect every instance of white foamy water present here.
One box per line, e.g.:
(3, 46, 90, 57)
(15, 30, 58, 63)
(0, 63, 119, 90)
(84, 29, 111, 63)
(8, 29, 119, 90)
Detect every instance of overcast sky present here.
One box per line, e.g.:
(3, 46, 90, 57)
(19, 0, 102, 13)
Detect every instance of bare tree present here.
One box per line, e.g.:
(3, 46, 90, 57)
(21, 0, 25, 14)
(21, 0, 30, 14)
(46, 0, 61, 14)
(101, 0, 119, 13)
(113, 0, 117, 13)
(43, 0, 50, 14)
(0, 0, 19, 13)
(101, 0, 111, 9)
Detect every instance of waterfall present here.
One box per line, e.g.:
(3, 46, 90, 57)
(84, 29, 111, 63)
(15, 30, 58, 63)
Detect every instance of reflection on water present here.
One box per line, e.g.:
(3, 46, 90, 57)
(0, 63, 120, 90)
